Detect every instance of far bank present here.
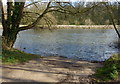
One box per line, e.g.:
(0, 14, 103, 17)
(38, 25, 120, 29)
(0, 25, 120, 29)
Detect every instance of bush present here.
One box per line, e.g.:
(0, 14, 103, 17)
(94, 54, 120, 81)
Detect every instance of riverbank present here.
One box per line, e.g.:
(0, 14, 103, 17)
(1, 49, 102, 83)
(2, 57, 102, 83)
(1, 49, 120, 83)
(39, 25, 120, 29)
(0, 25, 120, 29)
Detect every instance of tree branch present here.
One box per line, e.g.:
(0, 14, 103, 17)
(23, 11, 40, 15)
(24, 1, 41, 8)
(19, 2, 99, 31)
(19, 2, 51, 31)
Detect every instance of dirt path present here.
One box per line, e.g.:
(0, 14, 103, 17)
(1, 56, 102, 83)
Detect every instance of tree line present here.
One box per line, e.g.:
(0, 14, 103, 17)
(21, 2, 120, 25)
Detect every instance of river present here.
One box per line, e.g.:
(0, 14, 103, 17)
(12, 28, 119, 61)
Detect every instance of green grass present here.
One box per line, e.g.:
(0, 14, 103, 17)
(94, 54, 120, 82)
(2, 49, 41, 64)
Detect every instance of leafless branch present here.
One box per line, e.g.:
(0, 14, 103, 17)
(24, 1, 41, 8)
(23, 11, 40, 15)
(19, 2, 100, 31)
(19, 1, 51, 31)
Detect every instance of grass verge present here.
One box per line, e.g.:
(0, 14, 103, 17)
(2, 49, 40, 64)
(94, 54, 120, 82)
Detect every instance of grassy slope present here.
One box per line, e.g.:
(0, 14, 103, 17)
(2, 49, 40, 64)
(94, 54, 120, 82)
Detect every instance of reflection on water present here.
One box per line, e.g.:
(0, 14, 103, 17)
(14, 28, 119, 61)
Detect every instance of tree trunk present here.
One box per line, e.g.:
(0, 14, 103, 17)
(2, 29, 18, 49)
(1, 1, 25, 49)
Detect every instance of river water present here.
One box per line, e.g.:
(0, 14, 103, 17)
(14, 28, 119, 61)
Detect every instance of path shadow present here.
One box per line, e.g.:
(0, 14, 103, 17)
(2, 76, 37, 82)
(1, 56, 102, 82)
(1, 66, 86, 77)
